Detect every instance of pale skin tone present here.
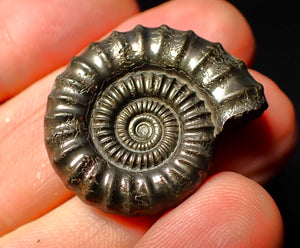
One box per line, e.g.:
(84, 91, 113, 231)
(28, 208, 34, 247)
(0, 0, 297, 247)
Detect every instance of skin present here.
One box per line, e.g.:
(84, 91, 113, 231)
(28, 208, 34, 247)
(0, 0, 297, 247)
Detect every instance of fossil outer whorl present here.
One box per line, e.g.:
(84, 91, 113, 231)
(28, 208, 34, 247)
(44, 25, 268, 215)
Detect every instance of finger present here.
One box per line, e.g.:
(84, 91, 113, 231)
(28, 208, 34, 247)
(0, 69, 69, 236)
(0, 0, 288, 236)
(135, 172, 284, 248)
(211, 70, 297, 183)
(0, 197, 156, 248)
(0, 0, 139, 102)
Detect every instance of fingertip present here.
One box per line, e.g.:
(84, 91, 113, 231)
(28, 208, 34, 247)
(0, 0, 139, 102)
(135, 172, 283, 248)
(206, 172, 284, 248)
(250, 70, 298, 180)
(212, 70, 297, 183)
(250, 70, 297, 147)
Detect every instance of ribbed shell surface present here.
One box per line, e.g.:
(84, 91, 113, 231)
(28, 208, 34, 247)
(44, 25, 267, 215)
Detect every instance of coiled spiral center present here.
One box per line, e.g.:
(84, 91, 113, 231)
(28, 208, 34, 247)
(117, 111, 162, 150)
(114, 97, 179, 168)
(90, 70, 212, 171)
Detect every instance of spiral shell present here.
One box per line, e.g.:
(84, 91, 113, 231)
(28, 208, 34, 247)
(44, 25, 267, 215)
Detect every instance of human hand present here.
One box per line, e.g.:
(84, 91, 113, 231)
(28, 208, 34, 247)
(0, 0, 297, 247)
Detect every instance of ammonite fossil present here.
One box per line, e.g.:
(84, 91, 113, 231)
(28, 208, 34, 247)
(44, 25, 268, 216)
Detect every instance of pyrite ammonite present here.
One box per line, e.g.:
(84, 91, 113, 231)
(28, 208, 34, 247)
(44, 25, 268, 215)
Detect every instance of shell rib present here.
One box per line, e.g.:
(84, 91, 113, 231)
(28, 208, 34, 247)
(44, 25, 267, 215)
